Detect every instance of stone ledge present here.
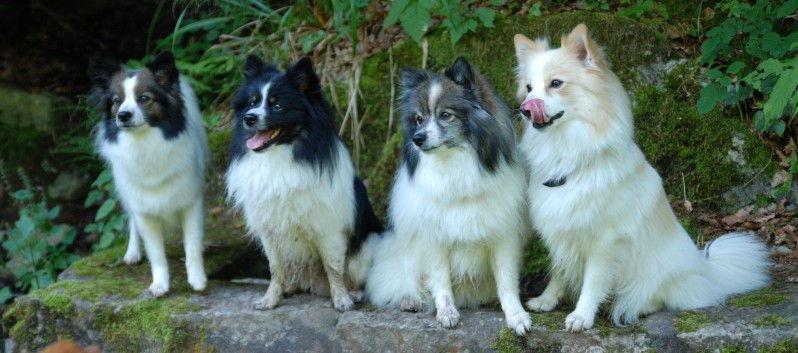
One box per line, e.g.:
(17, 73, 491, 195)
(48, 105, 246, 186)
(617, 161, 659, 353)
(4, 276, 797, 353)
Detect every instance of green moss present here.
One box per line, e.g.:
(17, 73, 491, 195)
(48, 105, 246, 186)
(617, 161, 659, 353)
(530, 311, 568, 331)
(753, 313, 791, 327)
(673, 311, 713, 333)
(490, 328, 526, 353)
(759, 339, 798, 353)
(93, 297, 202, 353)
(594, 317, 647, 338)
(728, 288, 787, 308)
(718, 344, 748, 353)
(42, 293, 76, 317)
(633, 62, 774, 209)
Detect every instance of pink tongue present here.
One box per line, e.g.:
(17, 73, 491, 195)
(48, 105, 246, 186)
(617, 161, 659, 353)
(246, 131, 269, 151)
(522, 99, 547, 125)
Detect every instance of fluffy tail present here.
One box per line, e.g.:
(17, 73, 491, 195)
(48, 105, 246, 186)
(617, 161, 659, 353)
(346, 232, 382, 289)
(668, 232, 770, 311)
(363, 229, 425, 308)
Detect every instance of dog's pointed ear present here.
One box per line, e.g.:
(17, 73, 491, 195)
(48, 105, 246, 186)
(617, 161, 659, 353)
(514, 33, 548, 61)
(148, 51, 180, 88)
(445, 57, 475, 88)
(88, 57, 123, 88)
(398, 68, 428, 92)
(562, 24, 605, 69)
(244, 54, 278, 79)
(285, 56, 320, 95)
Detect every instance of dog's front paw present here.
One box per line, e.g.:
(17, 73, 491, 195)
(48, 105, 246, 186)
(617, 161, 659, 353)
(124, 248, 141, 265)
(149, 282, 169, 297)
(436, 305, 460, 329)
(526, 296, 558, 312)
(400, 297, 423, 312)
(333, 293, 355, 312)
(505, 311, 532, 335)
(565, 311, 594, 332)
(253, 293, 280, 310)
(188, 271, 207, 292)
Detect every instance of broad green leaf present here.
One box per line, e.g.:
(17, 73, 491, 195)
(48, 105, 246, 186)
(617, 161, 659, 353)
(400, 0, 432, 43)
(476, 8, 495, 28)
(697, 83, 726, 115)
(95, 199, 116, 221)
(14, 216, 34, 238)
(777, 0, 798, 18)
(385, 0, 410, 27)
(763, 61, 798, 130)
(726, 61, 746, 74)
(760, 31, 784, 57)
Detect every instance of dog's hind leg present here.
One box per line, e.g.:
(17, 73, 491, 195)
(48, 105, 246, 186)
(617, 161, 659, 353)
(526, 274, 563, 312)
(182, 202, 207, 292)
(136, 214, 170, 297)
(255, 235, 284, 310)
(124, 218, 142, 265)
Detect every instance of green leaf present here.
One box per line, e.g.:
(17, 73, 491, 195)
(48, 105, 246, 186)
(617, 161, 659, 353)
(760, 31, 784, 58)
(697, 83, 726, 115)
(777, 0, 798, 18)
(97, 232, 116, 250)
(95, 199, 116, 221)
(475, 8, 495, 28)
(385, 0, 410, 27)
(726, 61, 746, 74)
(84, 190, 104, 208)
(15, 216, 35, 238)
(528, 3, 542, 17)
(400, 0, 432, 43)
(763, 60, 798, 131)
(0, 286, 12, 303)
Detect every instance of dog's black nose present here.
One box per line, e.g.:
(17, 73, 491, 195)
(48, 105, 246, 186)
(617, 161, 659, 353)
(117, 111, 132, 123)
(243, 114, 257, 127)
(412, 132, 426, 146)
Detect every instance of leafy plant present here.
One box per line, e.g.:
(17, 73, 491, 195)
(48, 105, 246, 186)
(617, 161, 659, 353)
(0, 161, 80, 295)
(385, 0, 500, 45)
(83, 169, 127, 252)
(697, 0, 798, 195)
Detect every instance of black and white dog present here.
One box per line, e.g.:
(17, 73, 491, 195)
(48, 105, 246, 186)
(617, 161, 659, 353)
(225, 55, 383, 312)
(90, 52, 208, 297)
(366, 58, 532, 334)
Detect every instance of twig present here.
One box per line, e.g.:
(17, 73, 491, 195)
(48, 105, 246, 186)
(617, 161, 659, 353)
(387, 47, 396, 143)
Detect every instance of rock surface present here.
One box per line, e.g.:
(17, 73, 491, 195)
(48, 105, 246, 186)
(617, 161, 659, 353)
(3, 268, 797, 353)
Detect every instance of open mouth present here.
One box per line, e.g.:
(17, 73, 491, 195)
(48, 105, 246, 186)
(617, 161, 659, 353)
(531, 111, 564, 129)
(246, 128, 283, 152)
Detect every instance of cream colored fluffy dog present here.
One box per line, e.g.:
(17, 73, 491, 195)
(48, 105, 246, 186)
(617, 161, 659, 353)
(515, 24, 770, 332)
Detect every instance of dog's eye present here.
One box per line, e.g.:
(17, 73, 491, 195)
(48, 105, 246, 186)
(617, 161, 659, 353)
(439, 112, 454, 121)
(414, 115, 423, 126)
(112, 97, 122, 105)
(137, 95, 150, 104)
(272, 103, 282, 111)
(550, 79, 563, 89)
(526, 84, 532, 93)
(248, 97, 257, 107)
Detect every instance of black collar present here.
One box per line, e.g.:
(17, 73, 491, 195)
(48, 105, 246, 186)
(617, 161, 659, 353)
(543, 176, 567, 187)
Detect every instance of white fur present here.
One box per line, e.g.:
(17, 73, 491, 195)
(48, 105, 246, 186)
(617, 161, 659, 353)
(97, 76, 208, 297)
(515, 26, 770, 332)
(225, 139, 361, 312)
(366, 145, 532, 334)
